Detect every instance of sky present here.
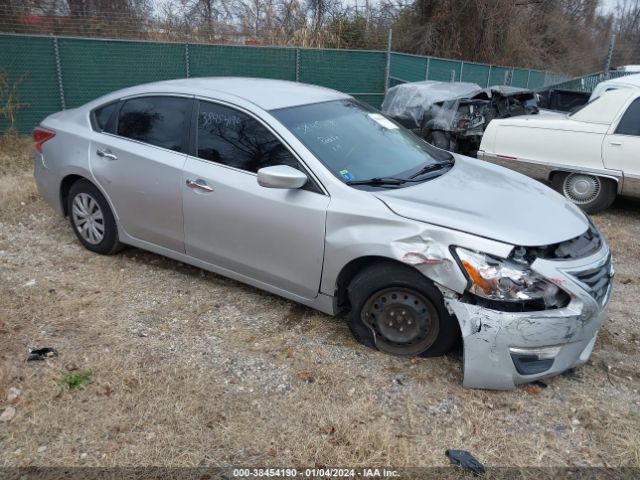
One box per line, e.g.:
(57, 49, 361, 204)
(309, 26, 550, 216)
(599, 0, 619, 14)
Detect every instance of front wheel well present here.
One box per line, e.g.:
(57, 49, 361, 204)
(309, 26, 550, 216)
(60, 174, 85, 216)
(335, 256, 422, 310)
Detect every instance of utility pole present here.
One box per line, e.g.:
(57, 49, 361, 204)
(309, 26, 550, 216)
(365, 0, 370, 33)
(605, 32, 616, 78)
(384, 29, 393, 93)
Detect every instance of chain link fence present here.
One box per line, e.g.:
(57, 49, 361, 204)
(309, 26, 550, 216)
(0, 31, 565, 135)
(388, 52, 567, 90)
(543, 69, 636, 94)
(0, 33, 389, 134)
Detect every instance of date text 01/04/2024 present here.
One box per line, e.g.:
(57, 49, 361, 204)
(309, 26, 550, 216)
(232, 468, 400, 477)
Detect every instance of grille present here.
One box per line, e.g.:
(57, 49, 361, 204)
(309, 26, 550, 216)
(570, 255, 613, 305)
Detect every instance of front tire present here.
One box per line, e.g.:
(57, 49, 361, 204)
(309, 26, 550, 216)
(67, 179, 123, 255)
(551, 172, 617, 214)
(346, 263, 459, 357)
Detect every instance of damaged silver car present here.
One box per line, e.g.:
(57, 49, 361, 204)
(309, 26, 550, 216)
(33, 78, 612, 389)
(382, 81, 539, 155)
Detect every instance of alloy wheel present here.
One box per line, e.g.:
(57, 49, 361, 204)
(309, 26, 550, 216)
(71, 192, 105, 245)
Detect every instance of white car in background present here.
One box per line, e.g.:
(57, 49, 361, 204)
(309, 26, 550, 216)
(478, 88, 640, 213)
(590, 73, 640, 100)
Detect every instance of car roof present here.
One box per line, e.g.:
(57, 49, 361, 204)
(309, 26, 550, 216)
(600, 73, 640, 88)
(90, 77, 351, 111)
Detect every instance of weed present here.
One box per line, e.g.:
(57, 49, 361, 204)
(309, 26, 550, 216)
(57, 371, 92, 391)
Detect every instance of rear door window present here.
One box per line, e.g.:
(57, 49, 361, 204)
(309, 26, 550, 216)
(615, 98, 640, 136)
(117, 96, 191, 152)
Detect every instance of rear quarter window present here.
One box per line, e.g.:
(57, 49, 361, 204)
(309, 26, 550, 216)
(91, 102, 119, 132)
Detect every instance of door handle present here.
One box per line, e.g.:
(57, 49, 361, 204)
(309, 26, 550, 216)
(96, 149, 118, 160)
(608, 142, 622, 147)
(186, 179, 214, 192)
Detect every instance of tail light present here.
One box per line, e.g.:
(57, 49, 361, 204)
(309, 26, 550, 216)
(33, 127, 56, 153)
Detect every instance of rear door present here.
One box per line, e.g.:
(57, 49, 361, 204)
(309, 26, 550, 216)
(90, 95, 193, 252)
(181, 99, 330, 299)
(603, 96, 640, 176)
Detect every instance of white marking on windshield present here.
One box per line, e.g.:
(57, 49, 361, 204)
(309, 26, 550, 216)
(368, 113, 399, 130)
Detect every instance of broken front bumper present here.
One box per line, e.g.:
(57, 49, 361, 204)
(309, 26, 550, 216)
(445, 244, 613, 390)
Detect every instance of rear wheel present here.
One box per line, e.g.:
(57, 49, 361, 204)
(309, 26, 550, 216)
(67, 179, 123, 255)
(551, 172, 617, 214)
(346, 263, 459, 357)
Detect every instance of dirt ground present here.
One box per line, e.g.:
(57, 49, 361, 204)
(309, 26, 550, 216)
(1, 147, 639, 473)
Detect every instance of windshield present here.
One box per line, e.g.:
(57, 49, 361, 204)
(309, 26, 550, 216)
(271, 100, 452, 186)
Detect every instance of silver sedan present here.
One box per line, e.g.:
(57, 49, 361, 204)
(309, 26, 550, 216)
(33, 78, 613, 389)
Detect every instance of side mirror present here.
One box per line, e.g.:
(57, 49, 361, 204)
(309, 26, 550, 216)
(257, 165, 308, 189)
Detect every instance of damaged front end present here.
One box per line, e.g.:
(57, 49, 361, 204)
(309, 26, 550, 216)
(443, 227, 612, 389)
(423, 87, 540, 155)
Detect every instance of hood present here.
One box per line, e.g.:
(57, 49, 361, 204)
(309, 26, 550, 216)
(375, 156, 589, 247)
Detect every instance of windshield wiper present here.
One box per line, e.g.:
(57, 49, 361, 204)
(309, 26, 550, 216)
(346, 160, 454, 186)
(346, 177, 408, 186)
(408, 160, 454, 179)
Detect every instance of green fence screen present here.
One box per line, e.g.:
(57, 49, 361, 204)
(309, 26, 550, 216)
(0, 34, 390, 133)
(0, 35, 61, 134)
(388, 52, 556, 90)
(0, 33, 563, 134)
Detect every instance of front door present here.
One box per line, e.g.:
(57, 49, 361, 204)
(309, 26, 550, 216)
(182, 100, 329, 299)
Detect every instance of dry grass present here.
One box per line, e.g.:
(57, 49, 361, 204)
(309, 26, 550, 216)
(0, 153, 638, 473)
(0, 132, 33, 175)
(0, 134, 37, 222)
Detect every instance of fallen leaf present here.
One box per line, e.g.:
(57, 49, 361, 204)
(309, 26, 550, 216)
(103, 441, 119, 453)
(521, 384, 542, 395)
(296, 371, 315, 383)
(97, 386, 114, 397)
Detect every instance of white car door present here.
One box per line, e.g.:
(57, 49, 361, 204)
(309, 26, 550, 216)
(90, 95, 192, 252)
(181, 100, 330, 299)
(602, 96, 640, 181)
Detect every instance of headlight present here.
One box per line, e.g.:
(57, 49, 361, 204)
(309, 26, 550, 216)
(454, 247, 566, 307)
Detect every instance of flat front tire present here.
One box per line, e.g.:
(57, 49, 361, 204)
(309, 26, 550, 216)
(551, 172, 617, 214)
(67, 179, 123, 255)
(346, 263, 459, 357)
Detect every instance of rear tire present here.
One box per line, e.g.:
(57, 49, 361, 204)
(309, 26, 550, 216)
(67, 179, 123, 255)
(551, 172, 617, 214)
(425, 130, 456, 152)
(346, 263, 459, 357)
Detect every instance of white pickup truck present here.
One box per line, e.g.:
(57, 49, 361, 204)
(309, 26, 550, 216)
(478, 88, 640, 213)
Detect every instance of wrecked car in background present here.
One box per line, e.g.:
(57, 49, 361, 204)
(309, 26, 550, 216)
(382, 81, 539, 155)
(34, 77, 612, 389)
